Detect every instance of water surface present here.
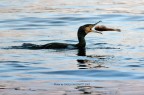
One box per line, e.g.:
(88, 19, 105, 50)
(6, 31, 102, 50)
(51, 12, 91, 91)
(0, 0, 144, 81)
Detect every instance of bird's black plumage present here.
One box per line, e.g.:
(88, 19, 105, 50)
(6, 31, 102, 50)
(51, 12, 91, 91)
(12, 24, 95, 49)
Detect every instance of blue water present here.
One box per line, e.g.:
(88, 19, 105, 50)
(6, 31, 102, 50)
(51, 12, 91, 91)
(0, 0, 144, 81)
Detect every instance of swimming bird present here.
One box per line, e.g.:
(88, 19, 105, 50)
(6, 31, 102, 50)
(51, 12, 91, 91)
(14, 21, 121, 49)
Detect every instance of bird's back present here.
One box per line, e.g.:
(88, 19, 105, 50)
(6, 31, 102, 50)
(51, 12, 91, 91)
(18, 42, 76, 49)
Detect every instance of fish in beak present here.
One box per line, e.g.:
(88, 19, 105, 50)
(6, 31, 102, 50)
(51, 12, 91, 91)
(91, 21, 121, 34)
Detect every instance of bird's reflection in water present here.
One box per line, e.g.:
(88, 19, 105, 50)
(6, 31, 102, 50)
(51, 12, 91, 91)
(77, 48, 88, 69)
(77, 48, 113, 69)
(75, 48, 116, 94)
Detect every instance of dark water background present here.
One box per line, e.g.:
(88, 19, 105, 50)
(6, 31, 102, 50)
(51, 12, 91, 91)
(0, 0, 144, 80)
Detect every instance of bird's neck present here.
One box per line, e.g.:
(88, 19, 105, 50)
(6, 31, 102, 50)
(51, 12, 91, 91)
(76, 26, 87, 48)
(77, 36, 86, 48)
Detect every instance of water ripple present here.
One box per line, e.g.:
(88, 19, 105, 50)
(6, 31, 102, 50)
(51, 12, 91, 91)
(29, 69, 138, 80)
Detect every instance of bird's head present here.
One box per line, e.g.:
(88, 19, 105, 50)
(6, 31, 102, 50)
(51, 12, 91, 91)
(78, 21, 102, 37)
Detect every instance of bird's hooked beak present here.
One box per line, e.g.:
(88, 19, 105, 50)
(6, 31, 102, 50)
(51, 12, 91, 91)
(91, 21, 103, 34)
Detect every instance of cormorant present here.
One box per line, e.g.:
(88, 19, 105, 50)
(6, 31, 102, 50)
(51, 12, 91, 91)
(12, 21, 121, 49)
